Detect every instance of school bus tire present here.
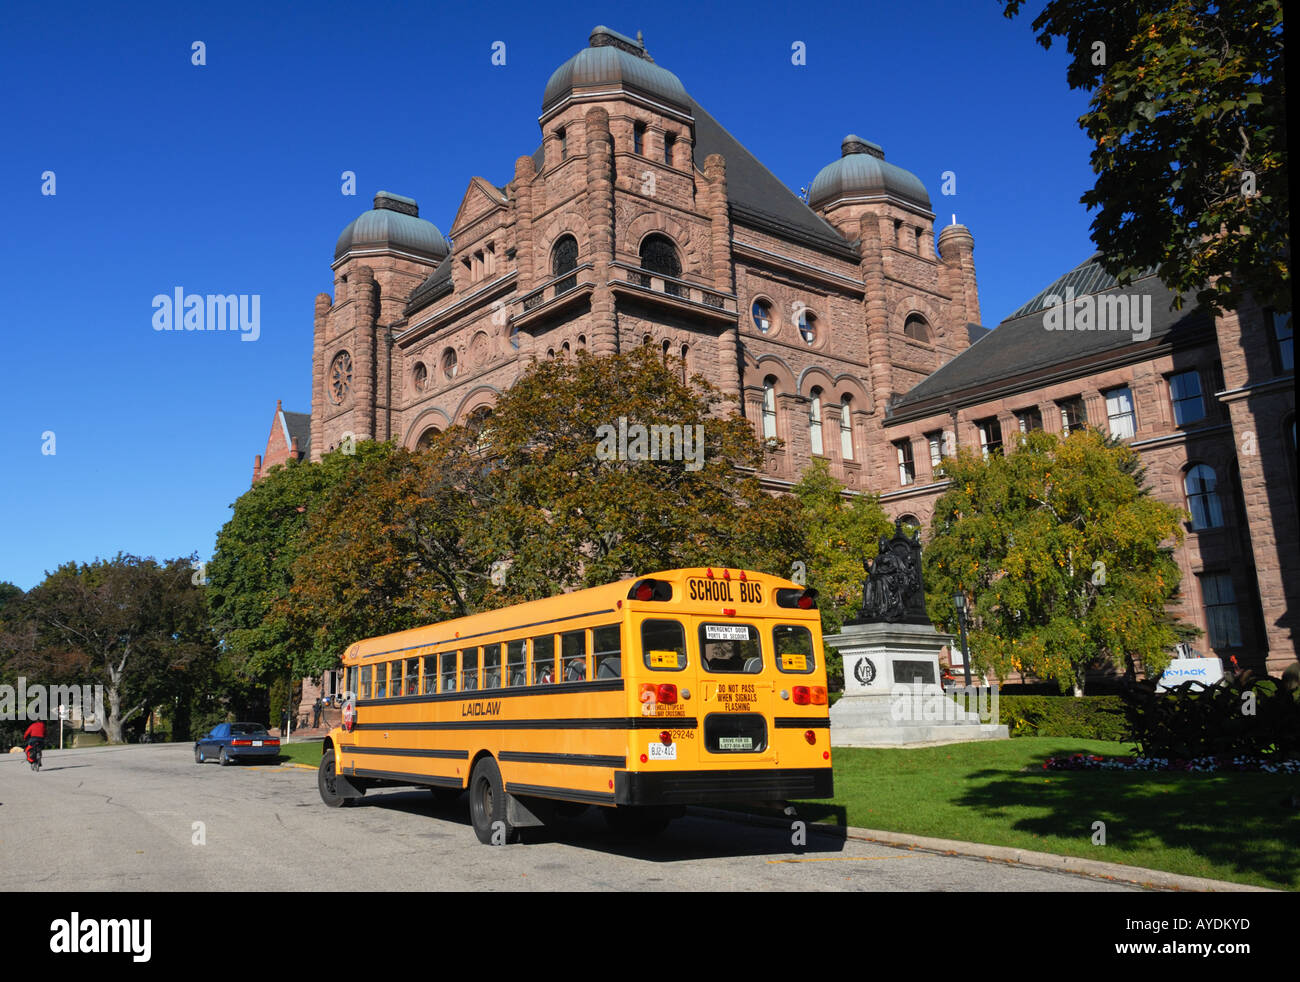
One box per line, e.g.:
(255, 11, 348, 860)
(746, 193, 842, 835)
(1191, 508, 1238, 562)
(469, 756, 517, 845)
(318, 750, 353, 808)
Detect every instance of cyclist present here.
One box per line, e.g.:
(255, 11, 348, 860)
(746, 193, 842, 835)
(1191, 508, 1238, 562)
(23, 718, 46, 765)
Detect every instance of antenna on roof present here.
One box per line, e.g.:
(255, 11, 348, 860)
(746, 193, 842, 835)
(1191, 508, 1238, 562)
(951, 213, 957, 225)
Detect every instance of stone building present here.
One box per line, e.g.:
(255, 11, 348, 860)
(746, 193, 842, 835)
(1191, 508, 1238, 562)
(257, 25, 1295, 706)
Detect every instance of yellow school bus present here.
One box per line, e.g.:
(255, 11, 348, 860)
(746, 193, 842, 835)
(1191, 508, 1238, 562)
(318, 567, 833, 843)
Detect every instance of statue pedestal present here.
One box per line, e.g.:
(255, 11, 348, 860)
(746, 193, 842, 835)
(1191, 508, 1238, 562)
(827, 621, 1009, 747)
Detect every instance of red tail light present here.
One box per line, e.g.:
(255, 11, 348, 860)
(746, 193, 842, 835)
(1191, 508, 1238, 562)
(811, 686, 827, 705)
(804, 729, 816, 745)
(657, 684, 677, 704)
(266, 739, 280, 747)
(659, 731, 672, 746)
(793, 686, 810, 705)
(231, 740, 251, 747)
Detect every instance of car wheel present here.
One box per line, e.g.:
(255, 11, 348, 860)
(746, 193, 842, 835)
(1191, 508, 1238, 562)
(468, 757, 516, 845)
(319, 750, 350, 808)
(219, 748, 230, 767)
(194, 746, 204, 764)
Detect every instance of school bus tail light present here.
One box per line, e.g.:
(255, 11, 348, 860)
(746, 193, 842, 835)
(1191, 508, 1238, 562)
(811, 686, 827, 705)
(804, 729, 817, 745)
(792, 686, 810, 705)
(659, 731, 673, 746)
(657, 684, 677, 704)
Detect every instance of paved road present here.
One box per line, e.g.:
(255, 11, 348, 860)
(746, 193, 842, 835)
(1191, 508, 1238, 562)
(0, 744, 1142, 891)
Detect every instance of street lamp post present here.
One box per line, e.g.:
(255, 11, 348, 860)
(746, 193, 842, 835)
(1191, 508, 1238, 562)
(953, 592, 972, 688)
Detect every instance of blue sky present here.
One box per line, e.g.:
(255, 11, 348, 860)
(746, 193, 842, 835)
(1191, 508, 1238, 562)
(0, 0, 1096, 590)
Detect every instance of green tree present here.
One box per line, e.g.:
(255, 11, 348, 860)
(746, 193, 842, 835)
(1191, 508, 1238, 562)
(284, 347, 805, 666)
(924, 429, 1191, 695)
(790, 459, 894, 687)
(206, 440, 392, 684)
(1000, 0, 1287, 313)
(16, 554, 215, 742)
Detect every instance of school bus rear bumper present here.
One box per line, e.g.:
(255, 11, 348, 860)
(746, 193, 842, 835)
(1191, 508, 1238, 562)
(614, 767, 832, 805)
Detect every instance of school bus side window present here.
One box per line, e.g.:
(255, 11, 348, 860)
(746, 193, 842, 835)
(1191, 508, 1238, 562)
(483, 644, 502, 689)
(506, 640, 526, 687)
(774, 625, 816, 674)
(593, 624, 621, 678)
(463, 647, 480, 692)
(347, 666, 358, 698)
(561, 630, 587, 682)
(532, 636, 555, 684)
(374, 663, 387, 698)
(440, 650, 457, 693)
(404, 658, 419, 695)
(641, 619, 687, 671)
(423, 655, 437, 694)
(359, 665, 372, 699)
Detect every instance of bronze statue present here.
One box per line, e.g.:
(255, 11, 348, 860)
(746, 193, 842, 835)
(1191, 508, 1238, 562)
(853, 521, 928, 625)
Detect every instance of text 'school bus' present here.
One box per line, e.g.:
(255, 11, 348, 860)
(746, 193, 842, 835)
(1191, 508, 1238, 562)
(319, 568, 833, 843)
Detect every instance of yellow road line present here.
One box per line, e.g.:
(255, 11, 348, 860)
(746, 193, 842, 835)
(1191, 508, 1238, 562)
(766, 856, 910, 864)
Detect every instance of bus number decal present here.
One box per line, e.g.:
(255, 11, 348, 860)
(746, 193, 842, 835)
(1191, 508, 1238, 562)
(461, 700, 502, 717)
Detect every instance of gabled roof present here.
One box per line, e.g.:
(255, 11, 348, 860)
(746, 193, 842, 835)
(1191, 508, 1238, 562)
(890, 258, 1211, 417)
(282, 410, 311, 459)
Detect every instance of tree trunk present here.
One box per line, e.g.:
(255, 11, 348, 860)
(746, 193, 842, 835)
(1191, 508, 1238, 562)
(106, 684, 124, 743)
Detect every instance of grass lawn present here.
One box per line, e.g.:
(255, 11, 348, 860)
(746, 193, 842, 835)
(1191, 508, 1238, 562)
(275, 741, 324, 768)
(782, 738, 1300, 890)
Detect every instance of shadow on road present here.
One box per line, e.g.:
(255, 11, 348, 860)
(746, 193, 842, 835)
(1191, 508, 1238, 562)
(344, 787, 850, 862)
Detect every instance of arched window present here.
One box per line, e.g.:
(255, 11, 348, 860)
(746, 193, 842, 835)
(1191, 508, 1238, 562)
(1184, 464, 1224, 530)
(808, 388, 824, 456)
(898, 514, 921, 530)
(415, 426, 441, 451)
(442, 348, 458, 380)
(904, 314, 931, 342)
(469, 407, 494, 456)
(329, 351, 353, 406)
(662, 339, 672, 362)
(840, 395, 854, 460)
(639, 234, 681, 278)
(680, 344, 689, 383)
(798, 309, 818, 345)
(562, 341, 571, 357)
(551, 234, 578, 293)
(752, 300, 772, 333)
(412, 362, 428, 392)
(762, 377, 778, 440)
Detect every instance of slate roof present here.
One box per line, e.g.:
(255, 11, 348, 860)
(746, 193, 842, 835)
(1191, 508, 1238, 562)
(282, 410, 312, 459)
(889, 257, 1212, 417)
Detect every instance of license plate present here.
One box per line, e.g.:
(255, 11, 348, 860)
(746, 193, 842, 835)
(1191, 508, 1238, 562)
(718, 736, 752, 750)
(252, 741, 263, 747)
(647, 743, 677, 761)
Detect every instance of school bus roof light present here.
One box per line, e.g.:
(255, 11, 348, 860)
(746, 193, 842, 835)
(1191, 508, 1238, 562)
(776, 587, 819, 610)
(629, 579, 672, 602)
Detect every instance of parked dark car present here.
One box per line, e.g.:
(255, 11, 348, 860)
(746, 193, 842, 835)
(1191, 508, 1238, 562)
(194, 722, 281, 765)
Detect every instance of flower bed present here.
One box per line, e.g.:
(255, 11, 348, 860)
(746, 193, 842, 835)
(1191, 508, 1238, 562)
(1042, 753, 1300, 774)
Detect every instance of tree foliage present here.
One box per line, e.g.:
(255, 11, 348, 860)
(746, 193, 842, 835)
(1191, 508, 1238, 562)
(8, 554, 215, 742)
(923, 429, 1192, 694)
(283, 347, 805, 667)
(1001, 0, 1287, 313)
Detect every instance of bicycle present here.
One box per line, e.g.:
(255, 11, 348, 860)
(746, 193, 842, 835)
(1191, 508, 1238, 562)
(25, 742, 42, 772)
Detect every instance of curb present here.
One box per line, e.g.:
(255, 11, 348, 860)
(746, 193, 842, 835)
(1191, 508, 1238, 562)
(687, 806, 1273, 893)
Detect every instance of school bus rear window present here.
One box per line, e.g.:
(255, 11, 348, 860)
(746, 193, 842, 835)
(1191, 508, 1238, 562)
(774, 624, 816, 674)
(699, 622, 762, 674)
(641, 619, 686, 670)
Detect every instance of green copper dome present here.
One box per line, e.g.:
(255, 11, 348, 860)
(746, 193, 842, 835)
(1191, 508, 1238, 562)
(335, 192, 449, 261)
(542, 26, 690, 114)
(807, 135, 931, 211)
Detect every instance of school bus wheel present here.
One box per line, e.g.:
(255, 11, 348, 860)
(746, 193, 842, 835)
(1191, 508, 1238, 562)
(318, 750, 353, 808)
(469, 756, 518, 845)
